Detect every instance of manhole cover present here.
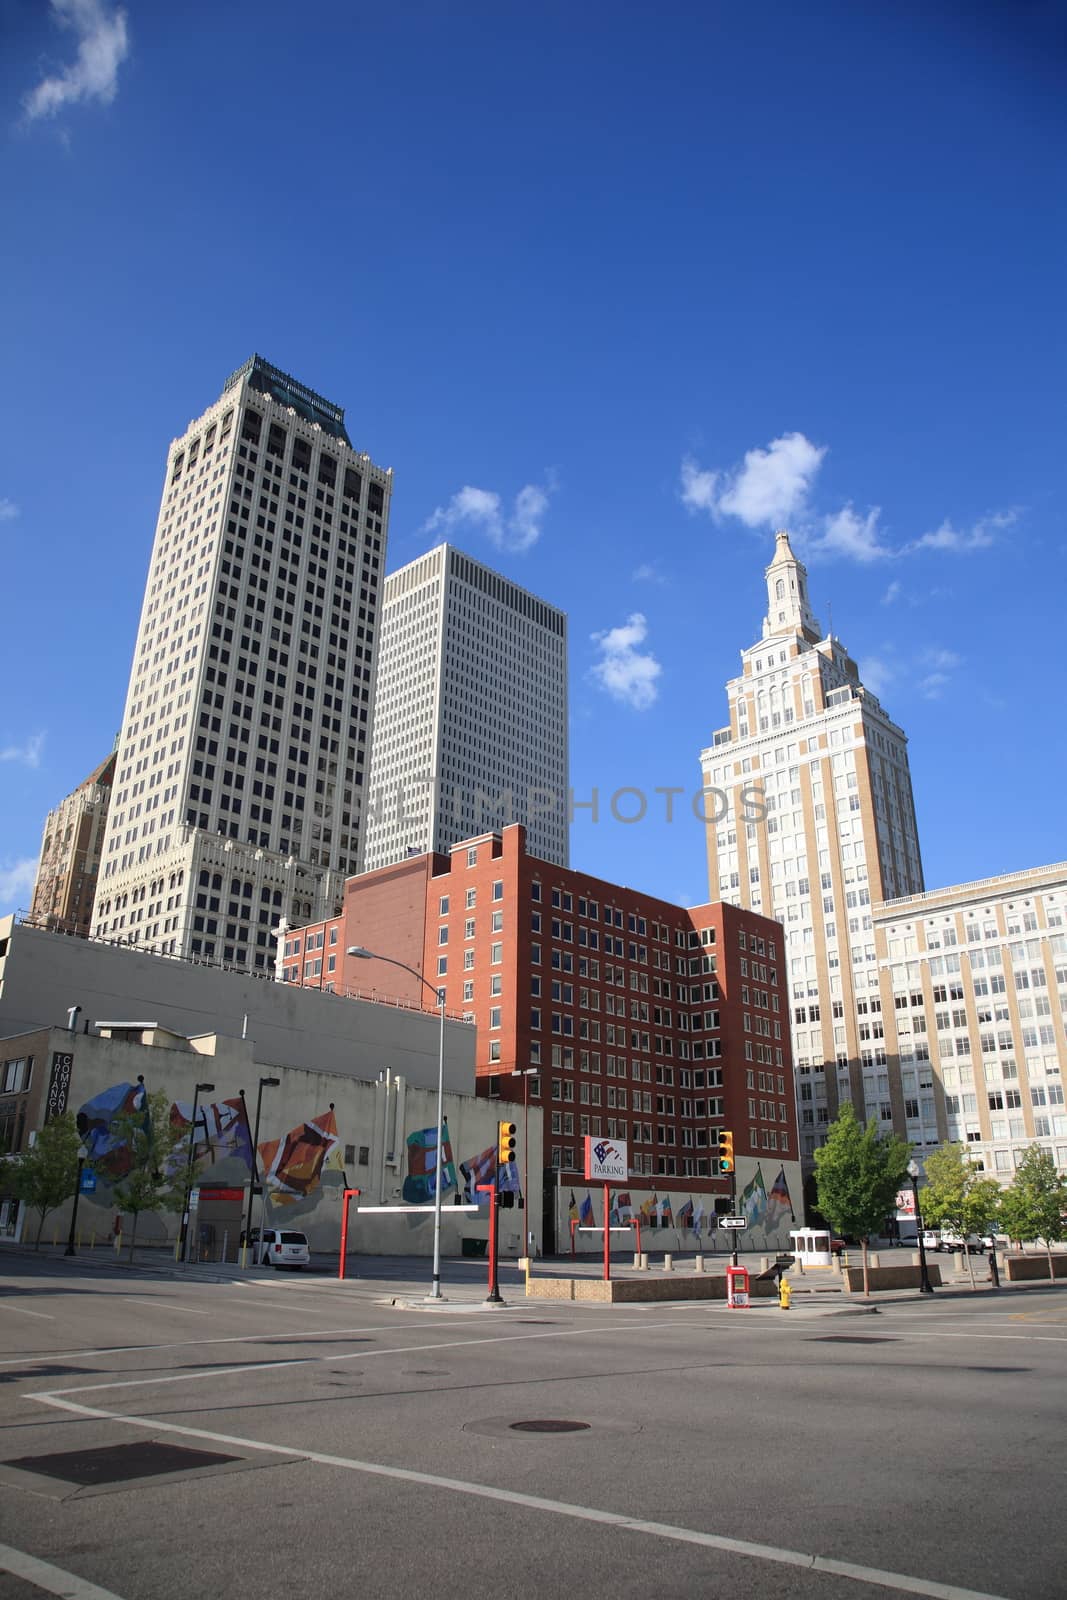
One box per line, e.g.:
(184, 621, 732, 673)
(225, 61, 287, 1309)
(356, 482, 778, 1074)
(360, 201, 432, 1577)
(0, 1365, 93, 1385)
(509, 1420, 590, 1434)
(813, 1335, 895, 1344)
(7, 1441, 238, 1486)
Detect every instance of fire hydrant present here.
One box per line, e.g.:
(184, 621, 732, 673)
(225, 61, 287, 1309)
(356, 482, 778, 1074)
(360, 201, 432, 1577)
(778, 1275, 792, 1311)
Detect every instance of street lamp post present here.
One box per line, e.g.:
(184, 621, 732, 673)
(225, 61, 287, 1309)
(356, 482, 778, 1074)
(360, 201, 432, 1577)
(179, 1081, 215, 1263)
(349, 944, 447, 1299)
(511, 1067, 538, 1252)
(64, 1144, 89, 1256)
(908, 1158, 935, 1295)
(244, 1076, 280, 1263)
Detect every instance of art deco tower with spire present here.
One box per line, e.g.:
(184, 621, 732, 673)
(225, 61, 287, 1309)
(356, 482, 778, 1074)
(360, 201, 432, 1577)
(700, 532, 926, 1156)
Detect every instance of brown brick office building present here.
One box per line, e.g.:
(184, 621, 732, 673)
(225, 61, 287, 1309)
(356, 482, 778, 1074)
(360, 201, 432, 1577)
(280, 825, 798, 1196)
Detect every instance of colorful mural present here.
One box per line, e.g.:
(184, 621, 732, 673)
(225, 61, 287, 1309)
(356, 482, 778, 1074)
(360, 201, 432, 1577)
(402, 1121, 458, 1204)
(258, 1108, 343, 1206)
(76, 1079, 150, 1180)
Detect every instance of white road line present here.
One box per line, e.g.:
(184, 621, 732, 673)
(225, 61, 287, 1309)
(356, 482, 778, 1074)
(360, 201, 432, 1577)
(0, 1539, 129, 1600)
(0, 1302, 55, 1320)
(32, 1392, 1012, 1600)
(120, 1298, 213, 1316)
(0, 1318, 481, 1369)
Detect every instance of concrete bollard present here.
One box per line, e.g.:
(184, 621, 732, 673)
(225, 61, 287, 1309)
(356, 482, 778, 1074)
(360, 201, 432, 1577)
(633, 1252, 642, 1269)
(663, 1253, 673, 1272)
(870, 1253, 880, 1270)
(694, 1255, 704, 1274)
(760, 1256, 770, 1274)
(640, 1252, 649, 1271)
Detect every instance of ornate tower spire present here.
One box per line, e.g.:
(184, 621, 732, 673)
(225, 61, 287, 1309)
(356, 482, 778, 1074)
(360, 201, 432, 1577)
(762, 529, 822, 642)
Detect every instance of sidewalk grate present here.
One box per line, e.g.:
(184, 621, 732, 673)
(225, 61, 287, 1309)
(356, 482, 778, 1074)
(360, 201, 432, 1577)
(7, 1441, 238, 1486)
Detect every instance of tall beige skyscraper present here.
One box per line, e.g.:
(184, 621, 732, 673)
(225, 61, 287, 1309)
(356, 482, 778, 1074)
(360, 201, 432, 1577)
(363, 544, 569, 871)
(700, 531, 925, 1156)
(91, 356, 391, 972)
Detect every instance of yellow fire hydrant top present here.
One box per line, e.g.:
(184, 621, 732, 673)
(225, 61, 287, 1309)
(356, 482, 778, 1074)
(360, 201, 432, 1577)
(779, 1275, 792, 1310)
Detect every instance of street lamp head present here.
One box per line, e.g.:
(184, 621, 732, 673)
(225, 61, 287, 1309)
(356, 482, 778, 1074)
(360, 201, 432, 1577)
(196, 1082, 215, 1093)
(907, 1159, 920, 1179)
(347, 945, 375, 959)
(77, 1144, 88, 1161)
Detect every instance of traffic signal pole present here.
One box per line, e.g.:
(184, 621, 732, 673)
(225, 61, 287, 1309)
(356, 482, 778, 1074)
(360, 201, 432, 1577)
(476, 1182, 503, 1303)
(731, 1167, 739, 1266)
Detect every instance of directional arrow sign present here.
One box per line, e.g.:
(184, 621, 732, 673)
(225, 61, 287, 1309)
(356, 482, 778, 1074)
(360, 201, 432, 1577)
(719, 1215, 748, 1229)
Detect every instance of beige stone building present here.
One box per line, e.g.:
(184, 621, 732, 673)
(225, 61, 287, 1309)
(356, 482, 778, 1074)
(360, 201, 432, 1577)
(29, 749, 116, 937)
(873, 862, 1067, 1179)
(700, 532, 925, 1156)
(89, 356, 392, 973)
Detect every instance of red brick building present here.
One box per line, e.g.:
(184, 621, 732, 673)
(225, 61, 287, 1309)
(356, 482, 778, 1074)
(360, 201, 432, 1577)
(281, 826, 798, 1189)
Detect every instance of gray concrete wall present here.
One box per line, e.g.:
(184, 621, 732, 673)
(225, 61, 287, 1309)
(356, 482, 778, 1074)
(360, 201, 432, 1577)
(0, 1024, 541, 1258)
(0, 919, 474, 1096)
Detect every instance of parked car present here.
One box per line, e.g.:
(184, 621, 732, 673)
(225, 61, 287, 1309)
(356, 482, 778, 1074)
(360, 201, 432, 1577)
(933, 1230, 995, 1254)
(253, 1228, 310, 1269)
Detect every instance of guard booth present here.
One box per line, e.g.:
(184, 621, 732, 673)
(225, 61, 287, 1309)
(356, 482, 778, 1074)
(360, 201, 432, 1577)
(789, 1228, 836, 1268)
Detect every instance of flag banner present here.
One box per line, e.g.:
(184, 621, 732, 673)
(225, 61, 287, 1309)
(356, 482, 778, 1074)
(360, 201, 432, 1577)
(401, 1121, 457, 1205)
(579, 1193, 595, 1227)
(460, 1145, 521, 1205)
(610, 1190, 632, 1225)
(692, 1199, 705, 1234)
(659, 1195, 674, 1227)
(460, 1144, 496, 1203)
(568, 1191, 579, 1223)
(639, 1193, 658, 1224)
(767, 1165, 793, 1223)
(676, 1198, 694, 1230)
(76, 1080, 150, 1180)
(742, 1164, 768, 1228)
(259, 1108, 344, 1207)
(168, 1096, 253, 1177)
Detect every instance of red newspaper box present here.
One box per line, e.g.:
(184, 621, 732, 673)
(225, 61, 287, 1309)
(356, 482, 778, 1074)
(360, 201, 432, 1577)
(726, 1264, 750, 1308)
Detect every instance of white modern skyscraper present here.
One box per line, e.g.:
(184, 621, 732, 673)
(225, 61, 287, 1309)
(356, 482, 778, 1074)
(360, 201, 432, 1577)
(700, 531, 925, 1154)
(91, 355, 392, 972)
(363, 544, 569, 870)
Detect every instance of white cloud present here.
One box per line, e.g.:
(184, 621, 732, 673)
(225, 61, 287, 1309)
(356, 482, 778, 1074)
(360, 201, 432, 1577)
(858, 656, 894, 697)
(881, 580, 903, 605)
(681, 432, 826, 529)
(423, 475, 554, 554)
(0, 857, 38, 908)
(813, 504, 891, 564)
(0, 732, 45, 768)
(0, 498, 19, 522)
(23, 1, 129, 123)
(905, 510, 1017, 555)
(632, 562, 667, 585)
(922, 647, 962, 672)
(918, 672, 950, 700)
(590, 613, 662, 711)
(679, 425, 1017, 570)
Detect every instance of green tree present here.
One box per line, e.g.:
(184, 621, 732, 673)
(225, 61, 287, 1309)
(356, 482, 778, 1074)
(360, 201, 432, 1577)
(813, 1103, 911, 1296)
(918, 1143, 1002, 1290)
(109, 1089, 186, 1261)
(998, 1146, 1067, 1281)
(9, 1112, 83, 1249)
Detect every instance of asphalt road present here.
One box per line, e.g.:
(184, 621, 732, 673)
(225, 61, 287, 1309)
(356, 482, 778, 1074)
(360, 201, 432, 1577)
(0, 1253, 1064, 1600)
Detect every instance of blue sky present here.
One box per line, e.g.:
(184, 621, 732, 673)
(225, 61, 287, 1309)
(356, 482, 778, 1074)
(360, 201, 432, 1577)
(2, 0, 1065, 916)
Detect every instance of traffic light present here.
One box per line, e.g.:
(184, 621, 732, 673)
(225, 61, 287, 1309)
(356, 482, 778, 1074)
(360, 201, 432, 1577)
(717, 1129, 735, 1175)
(498, 1120, 517, 1165)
